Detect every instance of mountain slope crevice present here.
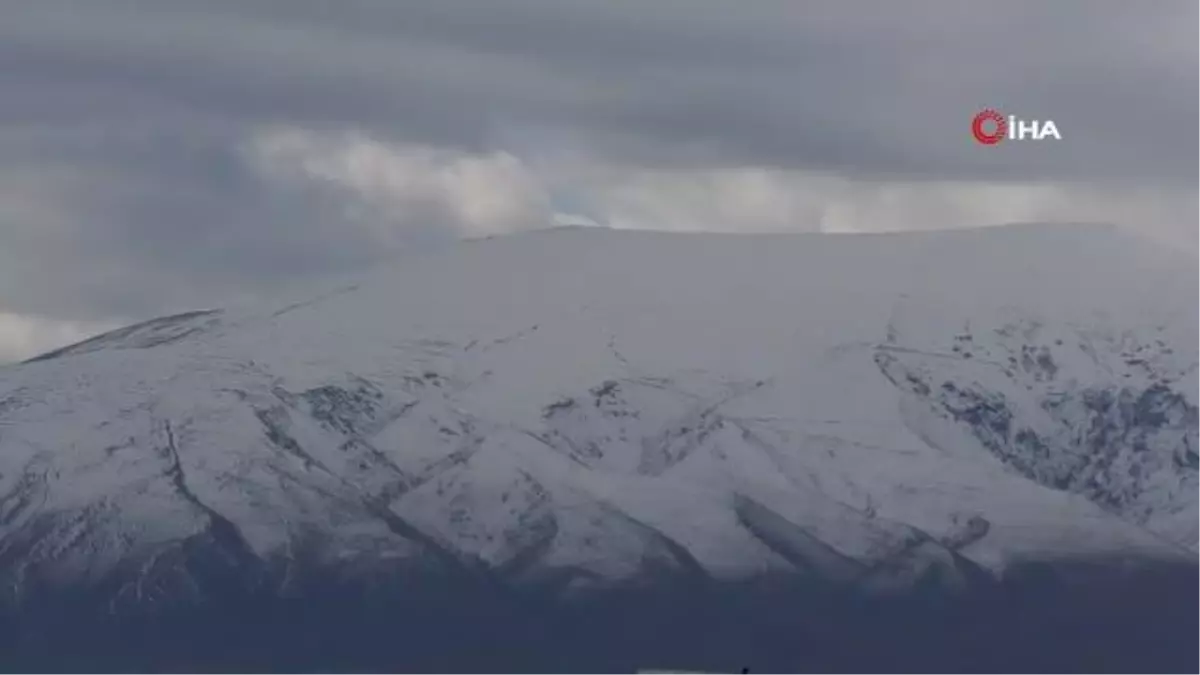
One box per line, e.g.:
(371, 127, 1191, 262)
(160, 420, 263, 574)
(874, 322, 1198, 548)
(732, 494, 864, 583)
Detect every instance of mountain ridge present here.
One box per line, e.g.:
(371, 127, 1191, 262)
(0, 223, 1196, 670)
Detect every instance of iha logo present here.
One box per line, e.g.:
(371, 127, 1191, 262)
(971, 109, 1062, 145)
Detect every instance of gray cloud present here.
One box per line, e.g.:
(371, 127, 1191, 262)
(5, 0, 1195, 179)
(0, 0, 1195, 358)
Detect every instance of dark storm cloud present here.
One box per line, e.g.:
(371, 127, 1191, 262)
(0, 0, 1195, 334)
(5, 0, 1195, 178)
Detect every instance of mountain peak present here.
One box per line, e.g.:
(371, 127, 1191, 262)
(1, 221, 1195, 670)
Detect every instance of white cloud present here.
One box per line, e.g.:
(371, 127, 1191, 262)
(568, 167, 1197, 247)
(582, 168, 830, 233)
(245, 126, 1198, 250)
(247, 127, 557, 239)
(0, 312, 116, 364)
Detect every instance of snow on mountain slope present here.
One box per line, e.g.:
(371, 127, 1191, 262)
(0, 223, 1195, 609)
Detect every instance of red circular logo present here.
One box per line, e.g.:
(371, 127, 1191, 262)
(971, 109, 1006, 145)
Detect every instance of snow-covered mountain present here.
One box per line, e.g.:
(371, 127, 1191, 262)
(0, 223, 1196, 670)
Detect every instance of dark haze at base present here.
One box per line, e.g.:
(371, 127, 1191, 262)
(1, 558, 1195, 673)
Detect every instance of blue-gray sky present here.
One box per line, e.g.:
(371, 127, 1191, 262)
(1, 0, 1196, 361)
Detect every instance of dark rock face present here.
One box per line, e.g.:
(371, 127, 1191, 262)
(875, 329, 1198, 543)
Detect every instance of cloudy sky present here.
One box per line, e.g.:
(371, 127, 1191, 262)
(1, 0, 1196, 362)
